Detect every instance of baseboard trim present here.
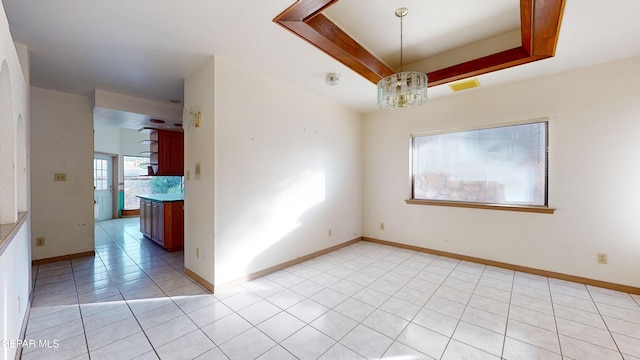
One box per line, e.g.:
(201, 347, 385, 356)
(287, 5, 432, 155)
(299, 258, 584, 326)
(31, 251, 95, 266)
(213, 237, 362, 293)
(362, 237, 640, 295)
(120, 209, 140, 218)
(184, 267, 214, 293)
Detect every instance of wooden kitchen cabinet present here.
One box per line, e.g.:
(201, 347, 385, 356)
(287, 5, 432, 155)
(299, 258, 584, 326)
(140, 199, 153, 239)
(139, 128, 184, 176)
(151, 201, 163, 243)
(138, 195, 183, 251)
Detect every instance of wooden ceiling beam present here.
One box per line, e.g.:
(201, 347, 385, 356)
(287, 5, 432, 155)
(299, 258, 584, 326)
(274, 0, 565, 86)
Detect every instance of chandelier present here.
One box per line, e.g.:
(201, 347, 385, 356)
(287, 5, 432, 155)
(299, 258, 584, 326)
(377, 8, 428, 110)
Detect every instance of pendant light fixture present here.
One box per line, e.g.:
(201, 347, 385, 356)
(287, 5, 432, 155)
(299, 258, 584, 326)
(377, 8, 428, 110)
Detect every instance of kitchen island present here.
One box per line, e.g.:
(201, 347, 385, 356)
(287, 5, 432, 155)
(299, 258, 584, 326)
(138, 194, 184, 251)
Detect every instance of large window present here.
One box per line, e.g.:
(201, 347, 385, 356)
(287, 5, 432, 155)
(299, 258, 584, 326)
(123, 156, 150, 209)
(123, 156, 184, 209)
(411, 120, 549, 209)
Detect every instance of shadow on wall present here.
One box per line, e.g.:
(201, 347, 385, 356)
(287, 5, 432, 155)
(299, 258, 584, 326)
(215, 169, 327, 285)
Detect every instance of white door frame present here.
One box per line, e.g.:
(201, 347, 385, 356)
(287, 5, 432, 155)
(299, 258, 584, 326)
(94, 152, 119, 220)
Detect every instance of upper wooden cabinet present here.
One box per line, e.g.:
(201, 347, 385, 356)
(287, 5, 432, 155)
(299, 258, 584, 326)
(140, 128, 184, 176)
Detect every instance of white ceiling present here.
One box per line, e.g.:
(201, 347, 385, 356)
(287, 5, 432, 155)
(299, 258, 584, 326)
(324, 0, 520, 69)
(4, 0, 640, 119)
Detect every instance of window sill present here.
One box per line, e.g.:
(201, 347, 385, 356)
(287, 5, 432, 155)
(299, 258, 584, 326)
(405, 199, 555, 214)
(0, 212, 29, 256)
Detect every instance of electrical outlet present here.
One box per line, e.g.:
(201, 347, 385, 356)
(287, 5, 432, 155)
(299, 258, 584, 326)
(380, 223, 385, 230)
(328, 229, 332, 237)
(597, 253, 607, 264)
(36, 237, 45, 246)
(54, 173, 67, 181)
(196, 248, 200, 258)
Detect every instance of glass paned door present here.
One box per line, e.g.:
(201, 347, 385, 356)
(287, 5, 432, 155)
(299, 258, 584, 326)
(94, 154, 113, 221)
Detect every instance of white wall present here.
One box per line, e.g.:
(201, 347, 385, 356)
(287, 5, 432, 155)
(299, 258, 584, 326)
(94, 123, 120, 155)
(94, 89, 183, 121)
(214, 57, 362, 286)
(184, 57, 363, 287)
(94, 124, 149, 183)
(0, 2, 31, 359)
(183, 58, 216, 285)
(363, 56, 640, 287)
(31, 87, 94, 260)
(0, 58, 16, 223)
(119, 127, 149, 158)
(0, 222, 30, 360)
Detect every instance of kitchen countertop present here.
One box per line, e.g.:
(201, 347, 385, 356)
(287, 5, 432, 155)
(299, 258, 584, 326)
(136, 193, 184, 202)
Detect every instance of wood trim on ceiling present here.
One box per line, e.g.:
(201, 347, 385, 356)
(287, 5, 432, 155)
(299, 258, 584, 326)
(274, 0, 565, 86)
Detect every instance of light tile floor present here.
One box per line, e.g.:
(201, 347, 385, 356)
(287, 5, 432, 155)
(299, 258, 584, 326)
(20, 218, 640, 359)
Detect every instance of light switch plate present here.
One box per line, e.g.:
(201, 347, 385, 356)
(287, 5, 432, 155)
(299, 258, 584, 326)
(195, 162, 201, 180)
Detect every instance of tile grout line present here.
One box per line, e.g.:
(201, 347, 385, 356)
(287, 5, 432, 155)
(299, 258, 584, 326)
(445, 262, 509, 360)
(499, 271, 516, 360)
(224, 250, 369, 359)
(93, 220, 211, 359)
(314, 247, 439, 359)
(433, 267, 467, 360)
(105, 228, 220, 356)
(300, 246, 401, 359)
(86, 221, 186, 357)
(114, 225, 219, 358)
(323, 249, 439, 359)
(69, 258, 92, 360)
(217, 245, 424, 359)
(279, 248, 478, 358)
(584, 285, 626, 357)
(24, 219, 639, 360)
(345, 248, 506, 358)
(393, 255, 455, 359)
(93, 245, 161, 359)
(547, 276, 564, 358)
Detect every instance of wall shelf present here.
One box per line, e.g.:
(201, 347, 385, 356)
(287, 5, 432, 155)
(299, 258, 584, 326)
(138, 128, 184, 176)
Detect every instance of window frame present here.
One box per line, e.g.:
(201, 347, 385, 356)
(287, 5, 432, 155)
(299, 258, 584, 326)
(93, 158, 109, 191)
(122, 155, 152, 210)
(406, 118, 555, 214)
(122, 155, 185, 210)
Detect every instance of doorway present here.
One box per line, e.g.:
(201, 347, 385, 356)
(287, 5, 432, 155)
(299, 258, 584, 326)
(94, 152, 118, 221)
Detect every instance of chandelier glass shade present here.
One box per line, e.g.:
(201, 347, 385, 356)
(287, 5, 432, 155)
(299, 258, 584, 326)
(377, 8, 428, 110)
(377, 71, 427, 109)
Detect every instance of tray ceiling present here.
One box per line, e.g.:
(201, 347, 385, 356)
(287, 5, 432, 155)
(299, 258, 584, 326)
(274, 0, 564, 86)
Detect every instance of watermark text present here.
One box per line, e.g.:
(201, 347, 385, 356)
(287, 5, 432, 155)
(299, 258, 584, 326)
(1, 339, 60, 349)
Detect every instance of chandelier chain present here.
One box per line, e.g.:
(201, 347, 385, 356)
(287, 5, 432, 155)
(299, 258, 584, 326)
(400, 14, 404, 72)
(376, 7, 427, 110)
